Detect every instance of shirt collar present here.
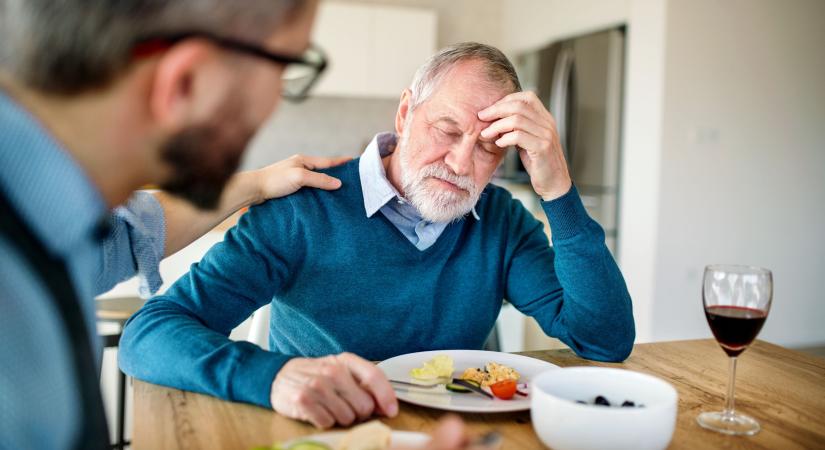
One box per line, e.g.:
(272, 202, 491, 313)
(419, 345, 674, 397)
(359, 132, 402, 218)
(358, 132, 480, 221)
(0, 89, 108, 257)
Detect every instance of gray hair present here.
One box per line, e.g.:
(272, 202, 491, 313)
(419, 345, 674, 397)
(0, 0, 304, 95)
(408, 42, 521, 111)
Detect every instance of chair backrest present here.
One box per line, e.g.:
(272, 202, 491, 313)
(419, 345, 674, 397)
(245, 302, 503, 353)
(246, 303, 271, 350)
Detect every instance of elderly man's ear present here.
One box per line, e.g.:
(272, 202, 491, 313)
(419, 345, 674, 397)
(145, 39, 226, 135)
(395, 88, 413, 137)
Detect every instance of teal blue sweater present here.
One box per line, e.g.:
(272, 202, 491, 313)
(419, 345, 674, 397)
(120, 159, 634, 408)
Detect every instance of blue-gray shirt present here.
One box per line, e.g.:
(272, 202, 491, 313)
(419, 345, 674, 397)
(359, 132, 478, 251)
(0, 91, 165, 450)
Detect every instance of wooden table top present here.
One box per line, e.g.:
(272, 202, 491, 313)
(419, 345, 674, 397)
(96, 296, 145, 322)
(132, 339, 825, 449)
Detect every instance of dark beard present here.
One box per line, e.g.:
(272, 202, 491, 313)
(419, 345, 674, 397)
(159, 117, 253, 210)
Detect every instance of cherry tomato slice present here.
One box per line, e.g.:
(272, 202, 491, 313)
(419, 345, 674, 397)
(490, 379, 517, 400)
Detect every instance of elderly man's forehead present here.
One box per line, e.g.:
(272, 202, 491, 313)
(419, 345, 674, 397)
(438, 60, 510, 97)
(424, 97, 493, 129)
(423, 77, 508, 128)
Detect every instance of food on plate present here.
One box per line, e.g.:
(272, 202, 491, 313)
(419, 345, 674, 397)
(489, 379, 518, 400)
(407, 356, 525, 401)
(255, 421, 393, 450)
(460, 362, 520, 387)
(336, 420, 392, 450)
(445, 382, 472, 393)
(459, 362, 522, 400)
(409, 355, 454, 380)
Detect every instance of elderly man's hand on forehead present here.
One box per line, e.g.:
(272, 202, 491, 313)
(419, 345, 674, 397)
(478, 91, 572, 201)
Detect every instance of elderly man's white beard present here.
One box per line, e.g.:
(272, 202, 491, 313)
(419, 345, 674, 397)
(397, 130, 484, 223)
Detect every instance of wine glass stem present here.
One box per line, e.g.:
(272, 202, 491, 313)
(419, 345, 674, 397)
(724, 356, 738, 417)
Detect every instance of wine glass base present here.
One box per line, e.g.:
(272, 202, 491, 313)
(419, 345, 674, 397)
(697, 411, 760, 435)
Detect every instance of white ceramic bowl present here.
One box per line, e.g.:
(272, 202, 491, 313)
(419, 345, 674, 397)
(530, 367, 678, 450)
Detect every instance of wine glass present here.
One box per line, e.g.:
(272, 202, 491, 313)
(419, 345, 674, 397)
(697, 264, 772, 435)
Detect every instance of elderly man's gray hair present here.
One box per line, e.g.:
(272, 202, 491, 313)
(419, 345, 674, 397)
(408, 42, 522, 111)
(0, 0, 304, 95)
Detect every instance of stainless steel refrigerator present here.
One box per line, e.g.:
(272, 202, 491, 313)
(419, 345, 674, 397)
(504, 28, 625, 256)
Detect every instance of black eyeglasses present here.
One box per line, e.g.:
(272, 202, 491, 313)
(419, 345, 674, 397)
(132, 32, 327, 102)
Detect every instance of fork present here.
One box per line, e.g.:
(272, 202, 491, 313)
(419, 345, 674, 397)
(388, 379, 447, 388)
(389, 378, 494, 399)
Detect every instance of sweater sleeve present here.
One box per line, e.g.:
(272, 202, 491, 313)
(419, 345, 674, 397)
(119, 197, 303, 408)
(503, 186, 635, 361)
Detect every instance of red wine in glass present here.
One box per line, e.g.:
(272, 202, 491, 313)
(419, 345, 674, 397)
(704, 306, 768, 357)
(697, 265, 772, 436)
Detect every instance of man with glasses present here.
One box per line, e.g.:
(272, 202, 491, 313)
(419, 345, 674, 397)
(2, 1, 483, 449)
(95, 29, 342, 295)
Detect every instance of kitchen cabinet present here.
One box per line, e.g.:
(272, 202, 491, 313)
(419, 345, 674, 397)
(312, 1, 437, 99)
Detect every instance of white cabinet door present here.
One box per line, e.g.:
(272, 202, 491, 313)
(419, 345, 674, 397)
(371, 6, 437, 98)
(312, 1, 436, 99)
(312, 2, 372, 97)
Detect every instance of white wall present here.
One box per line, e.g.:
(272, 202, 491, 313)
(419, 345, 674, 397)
(615, 0, 668, 343)
(652, 0, 825, 347)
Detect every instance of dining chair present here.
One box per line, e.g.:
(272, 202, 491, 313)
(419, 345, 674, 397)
(96, 295, 145, 450)
(246, 302, 503, 352)
(246, 303, 271, 350)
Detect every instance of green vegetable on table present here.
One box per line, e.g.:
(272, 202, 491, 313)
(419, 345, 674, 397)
(250, 440, 331, 450)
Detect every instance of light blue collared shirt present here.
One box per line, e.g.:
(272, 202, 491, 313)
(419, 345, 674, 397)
(0, 90, 165, 449)
(101, 192, 166, 297)
(359, 132, 479, 251)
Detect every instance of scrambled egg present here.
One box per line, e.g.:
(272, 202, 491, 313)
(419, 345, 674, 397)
(460, 362, 520, 387)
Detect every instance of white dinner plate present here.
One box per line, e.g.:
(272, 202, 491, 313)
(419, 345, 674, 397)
(282, 430, 429, 449)
(377, 349, 559, 413)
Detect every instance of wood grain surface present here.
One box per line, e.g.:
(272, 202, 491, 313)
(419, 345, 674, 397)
(95, 296, 145, 321)
(132, 339, 825, 449)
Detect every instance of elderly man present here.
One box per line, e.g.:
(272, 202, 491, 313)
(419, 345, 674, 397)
(120, 42, 635, 429)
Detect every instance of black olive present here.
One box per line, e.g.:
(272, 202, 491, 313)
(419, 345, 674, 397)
(594, 396, 611, 406)
(621, 400, 635, 407)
